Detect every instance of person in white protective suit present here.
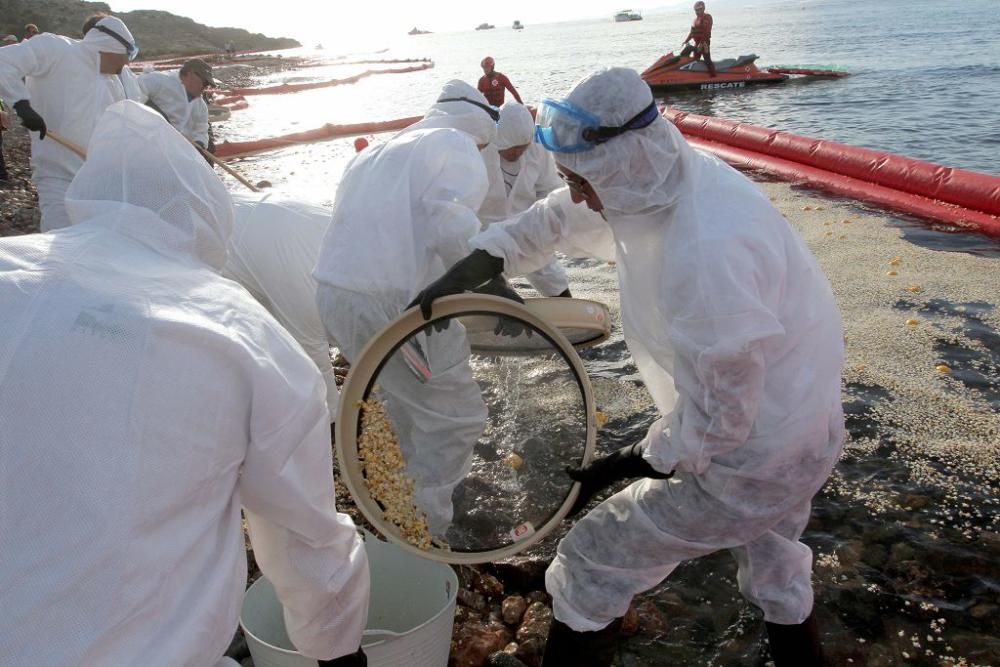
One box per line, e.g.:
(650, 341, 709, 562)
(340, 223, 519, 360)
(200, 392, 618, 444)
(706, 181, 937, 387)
(479, 101, 572, 298)
(0, 100, 369, 667)
(140, 58, 213, 149)
(225, 192, 341, 424)
(412, 68, 844, 667)
(0, 16, 145, 231)
(314, 79, 519, 537)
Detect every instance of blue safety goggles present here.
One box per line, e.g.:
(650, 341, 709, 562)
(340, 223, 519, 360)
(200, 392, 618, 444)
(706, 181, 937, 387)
(92, 24, 139, 61)
(535, 98, 660, 153)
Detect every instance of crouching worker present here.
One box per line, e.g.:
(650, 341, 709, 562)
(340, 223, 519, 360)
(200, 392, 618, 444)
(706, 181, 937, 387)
(411, 68, 844, 667)
(0, 100, 369, 667)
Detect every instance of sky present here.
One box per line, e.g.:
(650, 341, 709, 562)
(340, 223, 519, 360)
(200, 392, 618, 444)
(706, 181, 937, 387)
(106, 0, 695, 50)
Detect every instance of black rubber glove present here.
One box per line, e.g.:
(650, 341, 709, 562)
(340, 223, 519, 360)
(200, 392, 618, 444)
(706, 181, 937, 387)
(408, 249, 505, 320)
(318, 647, 367, 667)
(567, 442, 673, 516)
(473, 276, 532, 338)
(13, 100, 46, 139)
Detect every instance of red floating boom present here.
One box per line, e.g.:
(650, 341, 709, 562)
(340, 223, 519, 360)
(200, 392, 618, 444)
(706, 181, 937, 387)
(665, 108, 1000, 237)
(214, 115, 423, 158)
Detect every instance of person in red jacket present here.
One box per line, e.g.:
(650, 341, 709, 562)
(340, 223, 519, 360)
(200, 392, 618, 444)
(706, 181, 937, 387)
(680, 1, 715, 77)
(478, 56, 522, 107)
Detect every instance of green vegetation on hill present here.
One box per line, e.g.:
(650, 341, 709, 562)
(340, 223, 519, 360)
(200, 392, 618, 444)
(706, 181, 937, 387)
(0, 0, 299, 57)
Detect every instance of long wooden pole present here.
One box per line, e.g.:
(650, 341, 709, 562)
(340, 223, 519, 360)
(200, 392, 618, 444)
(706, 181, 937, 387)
(191, 140, 260, 192)
(46, 131, 87, 160)
(46, 130, 260, 194)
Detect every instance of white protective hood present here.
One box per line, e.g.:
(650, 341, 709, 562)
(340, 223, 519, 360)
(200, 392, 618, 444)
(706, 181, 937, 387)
(65, 99, 233, 269)
(404, 79, 498, 147)
(314, 81, 490, 304)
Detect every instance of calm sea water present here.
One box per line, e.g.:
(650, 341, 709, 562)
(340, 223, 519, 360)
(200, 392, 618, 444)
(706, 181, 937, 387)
(222, 0, 1000, 178)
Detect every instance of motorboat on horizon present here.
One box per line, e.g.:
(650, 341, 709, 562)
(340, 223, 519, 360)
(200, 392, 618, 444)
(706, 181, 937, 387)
(475, 22, 495, 31)
(513, 20, 524, 30)
(614, 9, 643, 22)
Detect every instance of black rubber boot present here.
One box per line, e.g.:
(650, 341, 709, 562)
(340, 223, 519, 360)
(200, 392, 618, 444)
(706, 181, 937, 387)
(541, 617, 623, 667)
(765, 612, 823, 667)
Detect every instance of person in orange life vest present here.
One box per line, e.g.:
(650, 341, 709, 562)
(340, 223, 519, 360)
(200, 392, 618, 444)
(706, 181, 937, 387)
(680, 1, 715, 77)
(478, 56, 522, 107)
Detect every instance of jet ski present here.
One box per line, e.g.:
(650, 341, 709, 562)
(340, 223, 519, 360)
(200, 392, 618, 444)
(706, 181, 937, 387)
(641, 52, 847, 91)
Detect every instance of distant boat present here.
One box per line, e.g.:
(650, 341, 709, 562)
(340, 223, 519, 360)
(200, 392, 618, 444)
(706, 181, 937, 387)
(475, 23, 495, 31)
(408, 27, 431, 35)
(512, 20, 524, 30)
(613, 9, 643, 22)
(314, 43, 324, 50)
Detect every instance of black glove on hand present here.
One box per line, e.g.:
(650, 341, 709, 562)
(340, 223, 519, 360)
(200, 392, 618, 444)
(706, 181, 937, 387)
(13, 100, 46, 139)
(473, 276, 532, 338)
(408, 249, 505, 320)
(567, 442, 673, 516)
(318, 647, 367, 667)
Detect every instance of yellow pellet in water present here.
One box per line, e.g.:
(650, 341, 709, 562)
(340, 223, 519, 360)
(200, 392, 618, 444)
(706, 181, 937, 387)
(935, 364, 951, 374)
(595, 411, 609, 428)
(887, 270, 898, 276)
(504, 453, 524, 470)
(906, 319, 920, 326)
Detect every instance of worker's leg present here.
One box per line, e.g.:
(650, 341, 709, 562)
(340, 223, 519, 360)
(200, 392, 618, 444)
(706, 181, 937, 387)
(699, 43, 716, 76)
(36, 175, 73, 231)
(524, 257, 570, 297)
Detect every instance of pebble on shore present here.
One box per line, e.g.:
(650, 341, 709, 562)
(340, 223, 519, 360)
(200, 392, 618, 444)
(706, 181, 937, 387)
(0, 126, 40, 237)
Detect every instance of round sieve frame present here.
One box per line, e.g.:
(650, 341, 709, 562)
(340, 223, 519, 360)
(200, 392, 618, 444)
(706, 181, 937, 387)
(459, 297, 611, 351)
(335, 294, 597, 564)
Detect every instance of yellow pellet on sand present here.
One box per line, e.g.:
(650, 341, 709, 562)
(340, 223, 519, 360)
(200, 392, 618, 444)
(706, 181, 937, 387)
(935, 364, 952, 374)
(887, 270, 898, 276)
(357, 398, 432, 550)
(907, 285, 923, 293)
(595, 411, 609, 428)
(906, 319, 920, 326)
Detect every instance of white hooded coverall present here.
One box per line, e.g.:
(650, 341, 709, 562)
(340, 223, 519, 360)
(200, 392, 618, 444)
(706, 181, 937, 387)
(471, 68, 845, 631)
(139, 69, 210, 146)
(225, 192, 340, 422)
(0, 101, 369, 664)
(314, 80, 496, 536)
(480, 101, 570, 297)
(0, 17, 145, 231)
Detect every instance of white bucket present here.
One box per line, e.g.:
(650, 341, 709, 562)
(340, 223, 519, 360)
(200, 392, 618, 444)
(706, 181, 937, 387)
(240, 534, 458, 667)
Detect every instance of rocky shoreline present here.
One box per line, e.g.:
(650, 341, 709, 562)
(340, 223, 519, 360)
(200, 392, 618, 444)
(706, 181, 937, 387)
(0, 126, 40, 237)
